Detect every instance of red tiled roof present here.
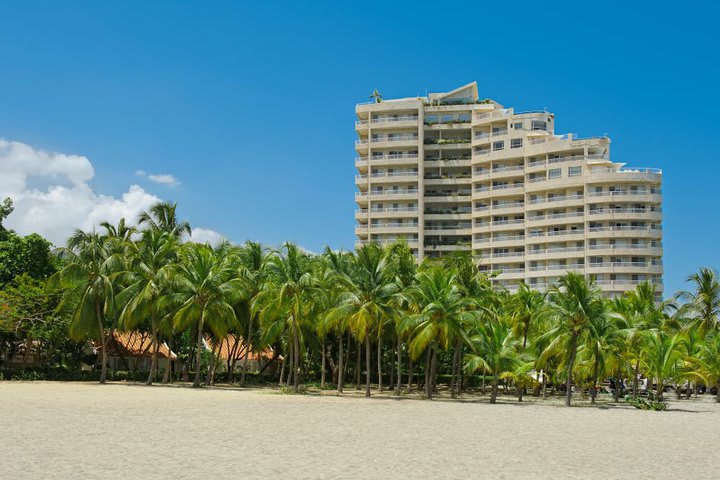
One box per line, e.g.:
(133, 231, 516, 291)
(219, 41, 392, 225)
(95, 330, 177, 360)
(206, 335, 276, 362)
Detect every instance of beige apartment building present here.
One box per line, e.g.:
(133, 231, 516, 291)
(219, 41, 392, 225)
(354, 82, 663, 297)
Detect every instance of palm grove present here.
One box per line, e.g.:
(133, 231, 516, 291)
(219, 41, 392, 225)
(1, 199, 719, 407)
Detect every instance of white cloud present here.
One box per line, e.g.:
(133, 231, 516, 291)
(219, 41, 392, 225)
(0, 138, 220, 247)
(135, 169, 180, 187)
(147, 174, 180, 187)
(188, 227, 226, 246)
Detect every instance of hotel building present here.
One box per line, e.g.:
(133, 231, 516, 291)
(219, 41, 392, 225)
(354, 82, 663, 296)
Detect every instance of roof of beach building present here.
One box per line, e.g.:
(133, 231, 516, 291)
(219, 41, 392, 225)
(94, 330, 177, 360)
(205, 335, 279, 362)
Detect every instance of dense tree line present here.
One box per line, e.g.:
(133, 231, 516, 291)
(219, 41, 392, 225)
(1, 199, 719, 406)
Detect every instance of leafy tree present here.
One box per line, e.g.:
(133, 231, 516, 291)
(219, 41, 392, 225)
(164, 242, 246, 387)
(47, 229, 125, 383)
(543, 273, 605, 407)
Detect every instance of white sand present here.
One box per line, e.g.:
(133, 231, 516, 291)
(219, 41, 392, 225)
(1, 382, 718, 479)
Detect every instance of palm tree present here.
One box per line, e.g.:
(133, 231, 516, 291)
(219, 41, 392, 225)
(257, 243, 320, 391)
(369, 89, 383, 103)
(236, 241, 267, 386)
(138, 201, 191, 239)
(116, 229, 177, 385)
(326, 243, 396, 397)
(543, 272, 604, 407)
(400, 266, 476, 400)
(511, 282, 545, 350)
(681, 267, 720, 334)
(614, 282, 669, 399)
(578, 304, 620, 404)
(164, 243, 246, 387)
(47, 229, 125, 383)
(320, 248, 355, 393)
(699, 334, 720, 403)
(641, 329, 682, 401)
(466, 315, 524, 404)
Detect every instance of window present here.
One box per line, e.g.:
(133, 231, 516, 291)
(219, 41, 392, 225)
(548, 168, 561, 179)
(531, 120, 547, 131)
(569, 166, 582, 176)
(511, 138, 523, 149)
(513, 122, 523, 129)
(493, 141, 504, 151)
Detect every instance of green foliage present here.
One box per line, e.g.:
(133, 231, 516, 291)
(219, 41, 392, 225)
(626, 394, 668, 411)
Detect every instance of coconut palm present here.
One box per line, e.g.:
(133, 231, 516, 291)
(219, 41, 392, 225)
(466, 315, 524, 404)
(235, 241, 268, 386)
(640, 329, 682, 400)
(681, 267, 720, 334)
(320, 248, 355, 393)
(400, 266, 477, 399)
(164, 242, 246, 387)
(699, 334, 720, 403)
(543, 272, 604, 407)
(116, 229, 178, 385)
(511, 282, 545, 350)
(326, 243, 396, 397)
(257, 243, 321, 391)
(577, 304, 620, 404)
(138, 201, 192, 239)
(47, 229, 125, 383)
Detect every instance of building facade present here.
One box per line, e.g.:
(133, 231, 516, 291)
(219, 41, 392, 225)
(354, 82, 663, 297)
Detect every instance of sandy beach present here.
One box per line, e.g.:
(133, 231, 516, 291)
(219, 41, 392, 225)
(1, 382, 717, 479)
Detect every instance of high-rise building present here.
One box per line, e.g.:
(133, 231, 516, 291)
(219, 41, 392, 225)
(354, 82, 663, 297)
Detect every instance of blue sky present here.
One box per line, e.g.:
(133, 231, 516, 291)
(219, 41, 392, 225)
(0, 0, 718, 295)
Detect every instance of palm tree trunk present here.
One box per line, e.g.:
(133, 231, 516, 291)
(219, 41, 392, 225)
(590, 349, 599, 405)
(364, 335, 371, 398)
(193, 314, 205, 388)
(656, 378, 664, 401)
(95, 300, 108, 384)
(614, 367, 621, 402)
(424, 348, 431, 396)
(146, 313, 158, 386)
(376, 340, 383, 393)
(320, 341, 326, 389)
(240, 315, 255, 387)
(355, 339, 361, 390)
(162, 334, 173, 384)
(407, 358, 414, 391)
(450, 340, 462, 399)
(396, 335, 402, 394)
(430, 347, 438, 399)
(286, 341, 294, 386)
(632, 359, 640, 400)
(337, 332, 344, 393)
(716, 382, 720, 403)
(565, 334, 578, 407)
(389, 338, 395, 391)
(292, 313, 300, 391)
(490, 374, 499, 404)
(278, 352, 286, 386)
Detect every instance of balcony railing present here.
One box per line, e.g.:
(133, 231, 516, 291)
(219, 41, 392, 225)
(493, 202, 524, 209)
(373, 223, 419, 229)
(368, 207, 418, 214)
(492, 165, 523, 173)
(371, 116, 419, 124)
(372, 135, 418, 143)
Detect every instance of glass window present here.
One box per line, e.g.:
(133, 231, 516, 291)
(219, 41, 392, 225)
(493, 141, 504, 151)
(569, 166, 582, 176)
(513, 122, 523, 129)
(511, 138, 523, 149)
(531, 120, 547, 131)
(548, 168, 561, 179)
